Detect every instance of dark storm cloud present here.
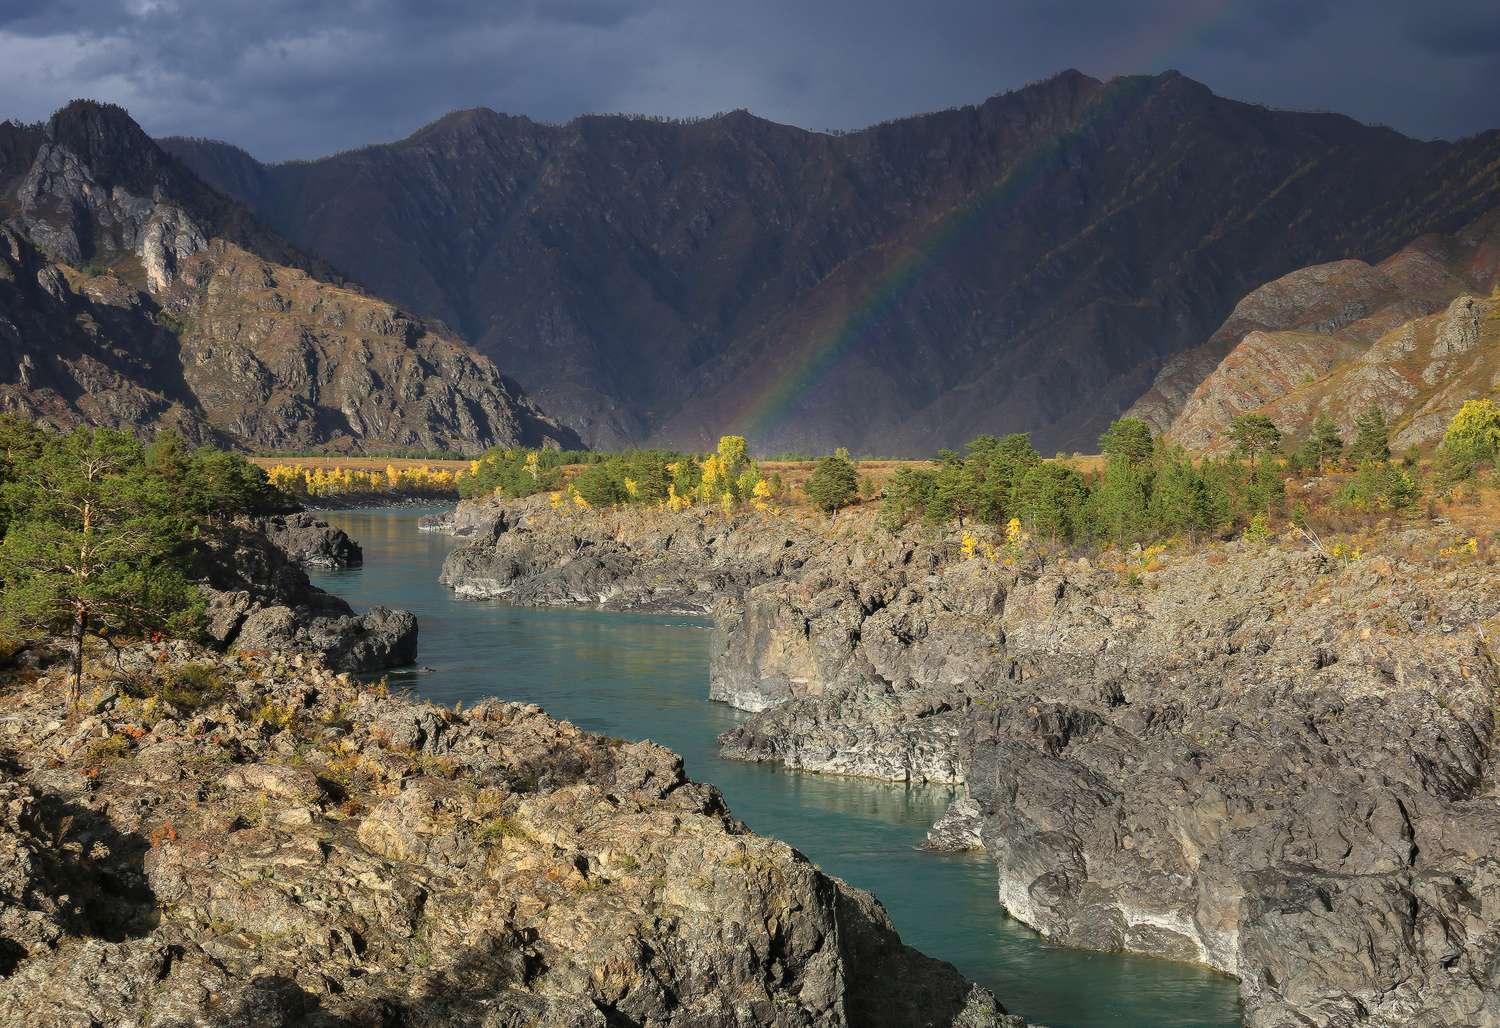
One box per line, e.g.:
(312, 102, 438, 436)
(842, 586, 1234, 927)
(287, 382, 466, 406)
(0, 0, 1496, 161)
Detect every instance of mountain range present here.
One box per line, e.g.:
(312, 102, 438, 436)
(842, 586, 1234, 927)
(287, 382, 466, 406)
(1141, 206, 1500, 455)
(5, 73, 1500, 458)
(163, 69, 1500, 455)
(0, 102, 580, 453)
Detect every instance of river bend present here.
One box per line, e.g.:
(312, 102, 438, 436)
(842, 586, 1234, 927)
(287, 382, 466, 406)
(309, 507, 1241, 1028)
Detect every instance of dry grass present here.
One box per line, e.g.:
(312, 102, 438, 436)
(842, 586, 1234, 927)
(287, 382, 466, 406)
(248, 457, 472, 473)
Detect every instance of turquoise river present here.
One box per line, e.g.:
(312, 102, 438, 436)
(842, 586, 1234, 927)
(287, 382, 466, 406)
(309, 507, 1242, 1028)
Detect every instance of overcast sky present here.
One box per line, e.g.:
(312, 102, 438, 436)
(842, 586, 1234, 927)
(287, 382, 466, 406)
(1, 0, 1497, 162)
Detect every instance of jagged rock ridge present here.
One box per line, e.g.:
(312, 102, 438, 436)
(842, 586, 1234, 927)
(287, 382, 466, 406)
(0, 102, 580, 454)
(166, 71, 1500, 455)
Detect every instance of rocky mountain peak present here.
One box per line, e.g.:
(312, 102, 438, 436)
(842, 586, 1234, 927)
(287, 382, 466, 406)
(15, 109, 208, 290)
(45, 100, 194, 201)
(0, 100, 582, 454)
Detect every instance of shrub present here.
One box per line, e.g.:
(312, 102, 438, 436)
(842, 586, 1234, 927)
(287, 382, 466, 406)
(804, 454, 858, 513)
(1331, 462, 1422, 516)
(159, 663, 230, 709)
(86, 735, 133, 764)
(472, 815, 528, 842)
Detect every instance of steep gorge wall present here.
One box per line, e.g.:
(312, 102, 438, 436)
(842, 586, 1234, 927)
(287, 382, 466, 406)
(439, 496, 1500, 1027)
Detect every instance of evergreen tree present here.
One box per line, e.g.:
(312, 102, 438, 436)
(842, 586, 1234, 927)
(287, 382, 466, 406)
(574, 462, 627, 507)
(1149, 446, 1208, 537)
(1095, 454, 1148, 547)
(1245, 460, 1287, 524)
(671, 457, 701, 498)
(1305, 411, 1345, 472)
(1099, 418, 1155, 468)
(1349, 405, 1391, 465)
(0, 428, 203, 706)
(1227, 413, 1281, 466)
(183, 443, 292, 519)
(1013, 462, 1091, 544)
(1195, 457, 1238, 534)
(880, 465, 941, 525)
(805, 453, 858, 513)
(626, 451, 672, 502)
(1431, 443, 1473, 498)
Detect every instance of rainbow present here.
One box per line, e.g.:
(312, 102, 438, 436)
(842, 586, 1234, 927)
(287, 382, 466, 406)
(733, 2, 1274, 451)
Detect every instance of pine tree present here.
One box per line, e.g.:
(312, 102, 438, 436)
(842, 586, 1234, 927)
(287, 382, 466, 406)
(671, 457, 701, 498)
(804, 453, 858, 513)
(0, 429, 203, 706)
(1227, 413, 1282, 466)
(1096, 455, 1148, 547)
(1013, 462, 1091, 544)
(1099, 418, 1154, 468)
(1349, 405, 1391, 465)
(1149, 447, 1205, 537)
(1306, 411, 1345, 472)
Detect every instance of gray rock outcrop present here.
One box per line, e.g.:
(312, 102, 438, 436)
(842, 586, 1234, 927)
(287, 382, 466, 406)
(15, 137, 207, 290)
(259, 512, 363, 567)
(193, 520, 416, 672)
(442, 494, 1500, 1027)
(0, 645, 1016, 1028)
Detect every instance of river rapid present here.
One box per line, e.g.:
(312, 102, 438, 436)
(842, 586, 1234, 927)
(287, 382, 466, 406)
(308, 507, 1242, 1028)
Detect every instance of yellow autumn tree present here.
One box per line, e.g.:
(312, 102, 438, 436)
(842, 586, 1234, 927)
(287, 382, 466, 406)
(1445, 398, 1500, 455)
(718, 436, 748, 475)
(699, 454, 726, 504)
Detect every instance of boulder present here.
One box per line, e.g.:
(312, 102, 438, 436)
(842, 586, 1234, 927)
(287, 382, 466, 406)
(194, 521, 417, 671)
(258, 513, 362, 567)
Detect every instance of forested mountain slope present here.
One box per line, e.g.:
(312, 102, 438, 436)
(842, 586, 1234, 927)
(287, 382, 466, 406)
(165, 70, 1500, 455)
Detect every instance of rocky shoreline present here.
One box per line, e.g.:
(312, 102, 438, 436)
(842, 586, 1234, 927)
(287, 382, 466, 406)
(0, 642, 1013, 1028)
(299, 493, 460, 513)
(439, 493, 1500, 1027)
(194, 516, 417, 673)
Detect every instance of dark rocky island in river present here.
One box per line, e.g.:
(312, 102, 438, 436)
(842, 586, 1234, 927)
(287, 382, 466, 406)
(194, 515, 417, 673)
(440, 492, 1500, 1028)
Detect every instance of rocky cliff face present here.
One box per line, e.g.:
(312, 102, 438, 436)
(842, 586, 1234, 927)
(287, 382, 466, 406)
(260, 512, 364, 567)
(194, 519, 417, 673)
(0, 102, 580, 454)
(165, 72, 1500, 456)
(439, 495, 1500, 1027)
(0, 642, 1013, 1028)
(1140, 207, 1500, 452)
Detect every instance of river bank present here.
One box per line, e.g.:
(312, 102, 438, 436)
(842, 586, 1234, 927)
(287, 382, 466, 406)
(438, 493, 1500, 1028)
(0, 640, 1010, 1027)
